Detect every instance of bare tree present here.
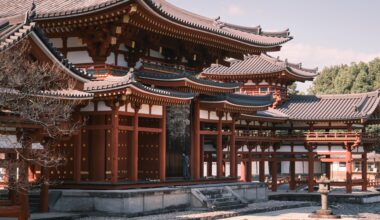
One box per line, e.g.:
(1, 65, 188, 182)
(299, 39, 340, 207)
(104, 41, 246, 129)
(0, 41, 82, 193)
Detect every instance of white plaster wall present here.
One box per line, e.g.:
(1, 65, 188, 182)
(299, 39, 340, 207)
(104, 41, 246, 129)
(277, 146, 291, 152)
(200, 110, 208, 119)
(331, 146, 344, 152)
(117, 54, 128, 67)
(315, 146, 329, 153)
(151, 105, 163, 115)
(105, 52, 116, 65)
(67, 37, 86, 47)
(80, 102, 95, 112)
(139, 104, 150, 114)
(67, 51, 93, 64)
(97, 101, 111, 112)
(281, 161, 290, 174)
(127, 103, 134, 113)
(209, 111, 218, 120)
(49, 38, 63, 48)
(119, 44, 128, 52)
(295, 161, 308, 174)
(149, 49, 165, 59)
(293, 146, 308, 153)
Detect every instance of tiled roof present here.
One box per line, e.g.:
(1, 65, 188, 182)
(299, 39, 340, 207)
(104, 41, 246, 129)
(0, 0, 291, 48)
(0, 11, 94, 82)
(0, 87, 93, 100)
(0, 0, 125, 19)
(135, 71, 240, 89)
(277, 90, 380, 121)
(40, 89, 93, 100)
(202, 53, 318, 80)
(200, 93, 273, 108)
(84, 72, 195, 99)
(141, 0, 292, 47)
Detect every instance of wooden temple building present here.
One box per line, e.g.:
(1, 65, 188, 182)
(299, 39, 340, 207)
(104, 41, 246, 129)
(0, 0, 380, 216)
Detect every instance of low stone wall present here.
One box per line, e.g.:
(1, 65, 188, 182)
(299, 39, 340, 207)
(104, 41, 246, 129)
(50, 182, 267, 216)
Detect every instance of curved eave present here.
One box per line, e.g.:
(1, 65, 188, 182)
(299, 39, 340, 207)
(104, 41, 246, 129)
(137, 75, 239, 92)
(285, 68, 318, 81)
(239, 113, 288, 122)
(199, 100, 270, 113)
(137, 0, 291, 49)
(29, 32, 91, 83)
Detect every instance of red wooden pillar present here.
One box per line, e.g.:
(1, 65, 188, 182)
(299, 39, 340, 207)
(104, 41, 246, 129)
(247, 148, 253, 182)
(362, 151, 368, 191)
(73, 114, 82, 183)
(271, 156, 278, 192)
(191, 101, 200, 179)
(230, 119, 237, 178)
(111, 106, 120, 183)
(129, 103, 140, 181)
(40, 167, 49, 212)
(200, 135, 204, 178)
(217, 112, 223, 178)
(289, 160, 296, 190)
(91, 115, 106, 181)
(6, 153, 17, 204)
(346, 144, 353, 193)
(159, 105, 167, 181)
(326, 155, 331, 179)
(308, 144, 315, 193)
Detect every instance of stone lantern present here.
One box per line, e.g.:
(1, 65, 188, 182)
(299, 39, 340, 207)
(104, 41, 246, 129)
(309, 174, 340, 219)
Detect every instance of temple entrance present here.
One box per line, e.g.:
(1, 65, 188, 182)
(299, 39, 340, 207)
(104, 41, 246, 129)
(166, 105, 191, 178)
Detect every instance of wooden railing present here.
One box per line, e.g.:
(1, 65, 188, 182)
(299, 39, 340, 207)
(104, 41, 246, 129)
(367, 178, 380, 187)
(76, 64, 130, 79)
(236, 131, 380, 144)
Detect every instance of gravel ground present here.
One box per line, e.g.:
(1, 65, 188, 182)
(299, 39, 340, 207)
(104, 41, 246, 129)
(222, 203, 380, 220)
(78, 201, 312, 220)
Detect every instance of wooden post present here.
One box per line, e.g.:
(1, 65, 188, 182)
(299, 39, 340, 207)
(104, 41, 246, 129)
(73, 114, 82, 183)
(271, 156, 278, 192)
(346, 144, 352, 193)
(91, 115, 106, 181)
(362, 151, 367, 191)
(110, 105, 120, 183)
(159, 105, 167, 181)
(325, 155, 331, 179)
(130, 103, 140, 181)
(217, 112, 223, 178)
(40, 167, 49, 212)
(308, 144, 315, 193)
(200, 135, 204, 178)
(6, 153, 17, 204)
(247, 148, 252, 182)
(230, 119, 237, 178)
(290, 160, 296, 190)
(191, 101, 200, 179)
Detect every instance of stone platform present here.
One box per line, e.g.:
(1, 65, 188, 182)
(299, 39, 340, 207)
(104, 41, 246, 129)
(269, 191, 380, 204)
(49, 182, 267, 217)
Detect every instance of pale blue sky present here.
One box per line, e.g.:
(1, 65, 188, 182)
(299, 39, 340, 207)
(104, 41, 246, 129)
(167, 0, 380, 92)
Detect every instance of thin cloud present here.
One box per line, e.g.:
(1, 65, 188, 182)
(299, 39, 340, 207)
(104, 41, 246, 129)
(227, 5, 246, 16)
(271, 43, 380, 92)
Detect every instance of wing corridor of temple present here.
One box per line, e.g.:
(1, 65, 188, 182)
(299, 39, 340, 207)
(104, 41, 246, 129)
(0, 0, 380, 217)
